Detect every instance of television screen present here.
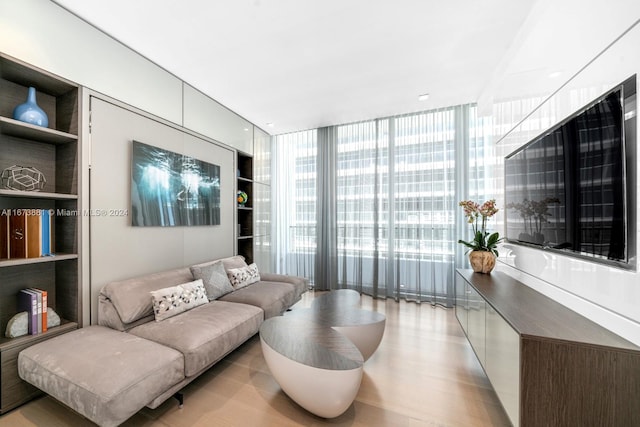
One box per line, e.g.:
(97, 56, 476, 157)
(505, 79, 634, 266)
(131, 141, 221, 226)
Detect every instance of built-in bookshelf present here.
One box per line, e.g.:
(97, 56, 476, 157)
(236, 151, 253, 263)
(0, 53, 82, 413)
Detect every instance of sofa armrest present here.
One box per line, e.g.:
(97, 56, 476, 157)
(259, 272, 309, 301)
(98, 295, 128, 331)
(260, 272, 309, 287)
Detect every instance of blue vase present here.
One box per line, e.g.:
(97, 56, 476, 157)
(13, 87, 49, 128)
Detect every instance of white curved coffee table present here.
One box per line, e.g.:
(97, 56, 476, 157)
(259, 289, 386, 418)
(259, 317, 363, 418)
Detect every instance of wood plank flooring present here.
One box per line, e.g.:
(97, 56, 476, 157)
(0, 291, 511, 427)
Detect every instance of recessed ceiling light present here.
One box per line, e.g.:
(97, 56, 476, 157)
(243, 128, 250, 132)
(418, 93, 430, 101)
(266, 122, 274, 127)
(548, 71, 563, 79)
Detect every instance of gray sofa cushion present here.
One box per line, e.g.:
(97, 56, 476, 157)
(218, 280, 298, 319)
(259, 272, 309, 301)
(190, 260, 235, 300)
(128, 301, 263, 377)
(100, 267, 193, 325)
(18, 326, 184, 427)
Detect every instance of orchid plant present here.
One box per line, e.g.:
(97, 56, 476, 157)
(458, 199, 502, 256)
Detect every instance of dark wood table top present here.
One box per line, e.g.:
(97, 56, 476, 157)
(311, 289, 361, 311)
(260, 317, 363, 370)
(290, 306, 386, 327)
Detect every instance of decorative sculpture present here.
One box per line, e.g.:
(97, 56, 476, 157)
(0, 165, 46, 191)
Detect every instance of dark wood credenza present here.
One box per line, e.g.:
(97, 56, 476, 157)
(455, 269, 640, 427)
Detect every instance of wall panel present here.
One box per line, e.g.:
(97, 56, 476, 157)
(88, 97, 234, 323)
(183, 84, 254, 154)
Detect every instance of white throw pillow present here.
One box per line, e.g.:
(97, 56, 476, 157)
(150, 279, 208, 321)
(227, 263, 260, 289)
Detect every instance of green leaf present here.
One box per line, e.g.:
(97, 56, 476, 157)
(458, 240, 476, 249)
(487, 232, 500, 246)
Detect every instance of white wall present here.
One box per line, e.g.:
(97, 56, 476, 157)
(486, 5, 640, 345)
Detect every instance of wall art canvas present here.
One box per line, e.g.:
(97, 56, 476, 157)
(131, 141, 221, 226)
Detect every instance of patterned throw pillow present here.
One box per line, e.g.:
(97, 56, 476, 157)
(190, 261, 235, 300)
(227, 263, 260, 289)
(150, 279, 208, 322)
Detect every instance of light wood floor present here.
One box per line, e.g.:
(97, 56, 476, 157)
(0, 291, 511, 427)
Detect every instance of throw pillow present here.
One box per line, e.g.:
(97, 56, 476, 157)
(227, 263, 260, 289)
(221, 255, 248, 272)
(190, 261, 235, 300)
(150, 279, 208, 322)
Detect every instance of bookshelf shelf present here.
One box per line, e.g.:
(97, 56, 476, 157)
(0, 320, 77, 350)
(0, 116, 78, 145)
(0, 189, 77, 200)
(0, 253, 78, 268)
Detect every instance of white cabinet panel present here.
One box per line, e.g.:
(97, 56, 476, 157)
(467, 286, 486, 366)
(455, 273, 468, 334)
(485, 305, 520, 427)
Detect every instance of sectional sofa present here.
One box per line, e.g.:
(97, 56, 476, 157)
(17, 255, 308, 427)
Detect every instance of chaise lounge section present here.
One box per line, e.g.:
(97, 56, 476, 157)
(18, 256, 307, 427)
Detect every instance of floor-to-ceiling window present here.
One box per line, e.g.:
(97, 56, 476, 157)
(273, 129, 317, 279)
(273, 104, 494, 304)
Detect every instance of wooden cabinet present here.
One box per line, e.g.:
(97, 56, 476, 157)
(236, 151, 253, 263)
(0, 53, 82, 413)
(455, 269, 640, 427)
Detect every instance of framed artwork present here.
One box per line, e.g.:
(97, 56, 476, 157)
(131, 141, 221, 226)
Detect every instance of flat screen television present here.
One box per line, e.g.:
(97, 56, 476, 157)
(504, 75, 636, 269)
(131, 141, 221, 227)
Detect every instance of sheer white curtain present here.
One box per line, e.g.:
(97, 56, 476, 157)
(272, 130, 317, 279)
(273, 105, 494, 304)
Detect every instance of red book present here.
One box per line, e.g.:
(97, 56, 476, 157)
(0, 215, 7, 259)
(9, 215, 26, 259)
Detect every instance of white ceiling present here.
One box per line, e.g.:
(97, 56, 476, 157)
(52, 0, 539, 134)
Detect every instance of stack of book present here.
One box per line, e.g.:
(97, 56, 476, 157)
(17, 288, 49, 335)
(0, 209, 53, 260)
